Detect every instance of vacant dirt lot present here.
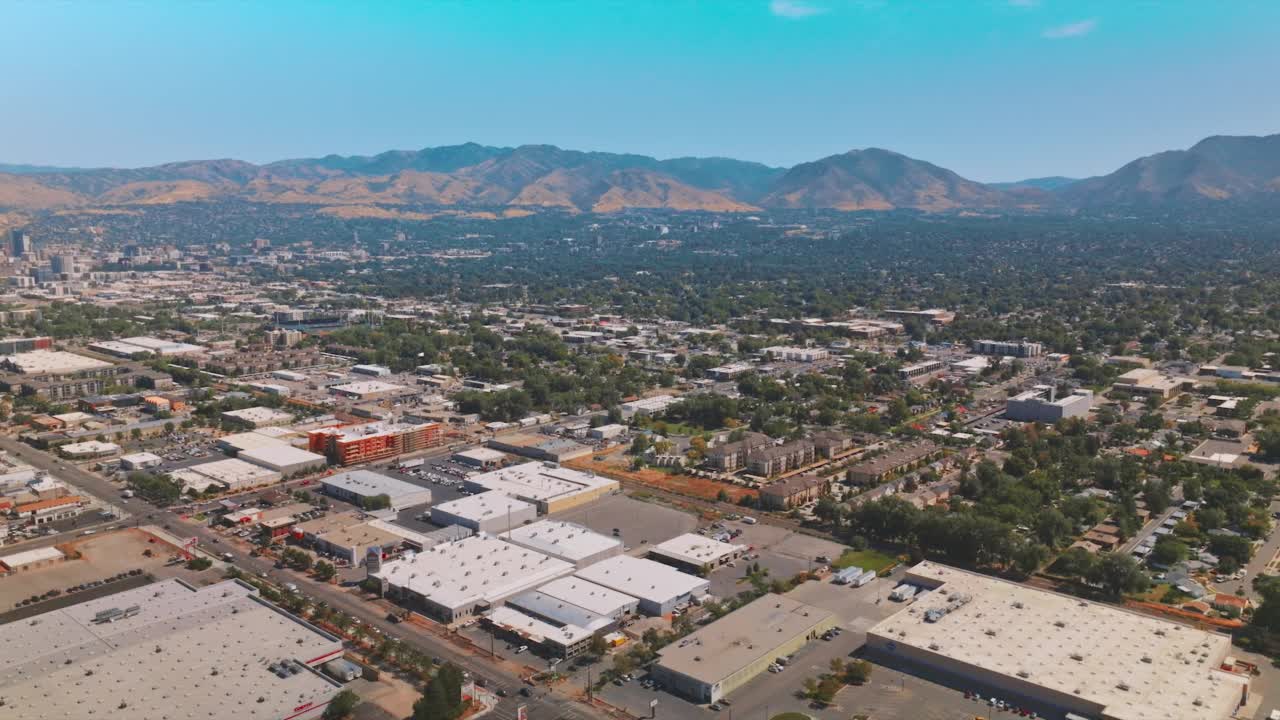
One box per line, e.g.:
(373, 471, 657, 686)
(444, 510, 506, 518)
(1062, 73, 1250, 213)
(0, 529, 180, 609)
(568, 447, 758, 503)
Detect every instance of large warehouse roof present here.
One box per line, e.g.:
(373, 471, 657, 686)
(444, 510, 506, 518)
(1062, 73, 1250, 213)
(869, 562, 1248, 720)
(1, 349, 114, 375)
(433, 492, 535, 527)
(656, 593, 834, 685)
(322, 469, 428, 499)
(501, 520, 621, 564)
(0, 578, 341, 720)
(574, 555, 709, 606)
(466, 462, 617, 503)
(533, 576, 639, 618)
(375, 535, 574, 611)
(238, 443, 327, 471)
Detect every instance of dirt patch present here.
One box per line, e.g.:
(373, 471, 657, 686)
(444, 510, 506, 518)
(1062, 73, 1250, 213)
(0, 528, 181, 610)
(567, 448, 758, 504)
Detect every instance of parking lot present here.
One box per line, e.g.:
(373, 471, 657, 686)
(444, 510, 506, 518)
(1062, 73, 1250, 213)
(707, 521, 850, 598)
(549, 494, 698, 550)
(592, 568, 981, 720)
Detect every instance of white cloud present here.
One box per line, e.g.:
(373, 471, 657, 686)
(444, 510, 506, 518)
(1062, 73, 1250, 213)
(1042, 18, 1097, 39)
(770, 0, 827, 19)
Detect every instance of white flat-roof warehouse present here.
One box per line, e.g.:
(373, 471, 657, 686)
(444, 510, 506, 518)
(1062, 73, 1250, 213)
(501, 520, 623, 568)
(321, 469, 432, 510)
(574, 555, 710, 616)
(375, 534, 575, 622)
(464, 462, 618, 514)
(648, 532, 746, 572)
(187, 457, 281, 491)
(221, 406, 296, 428)
(239, 444, 329, 476)
(431, 492, 537, 533)
(867, 562, 1249, 720)
(1, 349, 114, 375)
(0, 578, 343, 720)
(653, 593, 837, 704)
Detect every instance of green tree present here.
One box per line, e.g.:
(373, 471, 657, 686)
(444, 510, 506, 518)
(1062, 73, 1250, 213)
(1087, 552, 1149, 598)
(323, 690, 360, 720)
(313, 560, 336, 582)
(1150, 537, 1188, 567)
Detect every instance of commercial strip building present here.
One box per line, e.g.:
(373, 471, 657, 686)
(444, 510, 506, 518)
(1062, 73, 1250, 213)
(307, 421, 443, 465)
(0, 578, 344, 720)
(574, 555, 710, 616)
(1005, 386, 1094, 424)
(464, 462, 619, 514)
(500, 520, 623, 568)
(374, 534, 576, 623)
(866, 562, 1249, 720)
(431, 493, 538, 533)
(652, 593, 837, 704)
(320, 469, 432, 510)
(972, 339, 1044, 358)
(648, 533, 746, 574)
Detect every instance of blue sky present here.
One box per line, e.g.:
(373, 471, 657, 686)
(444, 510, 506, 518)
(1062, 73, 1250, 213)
(4, 0, 1278, 181)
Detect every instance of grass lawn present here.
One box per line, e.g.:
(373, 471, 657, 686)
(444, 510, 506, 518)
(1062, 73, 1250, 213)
(833, 548, 897, 573)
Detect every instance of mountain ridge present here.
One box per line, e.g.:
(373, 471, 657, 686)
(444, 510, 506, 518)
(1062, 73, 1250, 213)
(2, 133, 1278, 213)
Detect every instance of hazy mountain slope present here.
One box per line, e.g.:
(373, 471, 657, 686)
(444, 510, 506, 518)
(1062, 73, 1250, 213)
(761, 148, 1009, 211)
(1060, 134, 1280, 206)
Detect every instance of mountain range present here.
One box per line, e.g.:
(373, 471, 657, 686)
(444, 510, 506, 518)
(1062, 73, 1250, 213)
(2, 134, 1278, 214)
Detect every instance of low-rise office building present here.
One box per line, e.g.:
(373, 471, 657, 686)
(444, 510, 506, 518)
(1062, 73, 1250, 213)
(1005, 386, 1093, 424)
(119, 451, 163, 470)
(866, 562, 1249, 720)
(652, 593, 837, 704)
(1112, 368, 1184, 402)
(763, 346, 830, 363)
(574, 555, 710, 616)
(374, 534, 575, 623)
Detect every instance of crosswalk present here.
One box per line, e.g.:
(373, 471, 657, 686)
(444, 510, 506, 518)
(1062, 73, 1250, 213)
(489, 698, 592, 720)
